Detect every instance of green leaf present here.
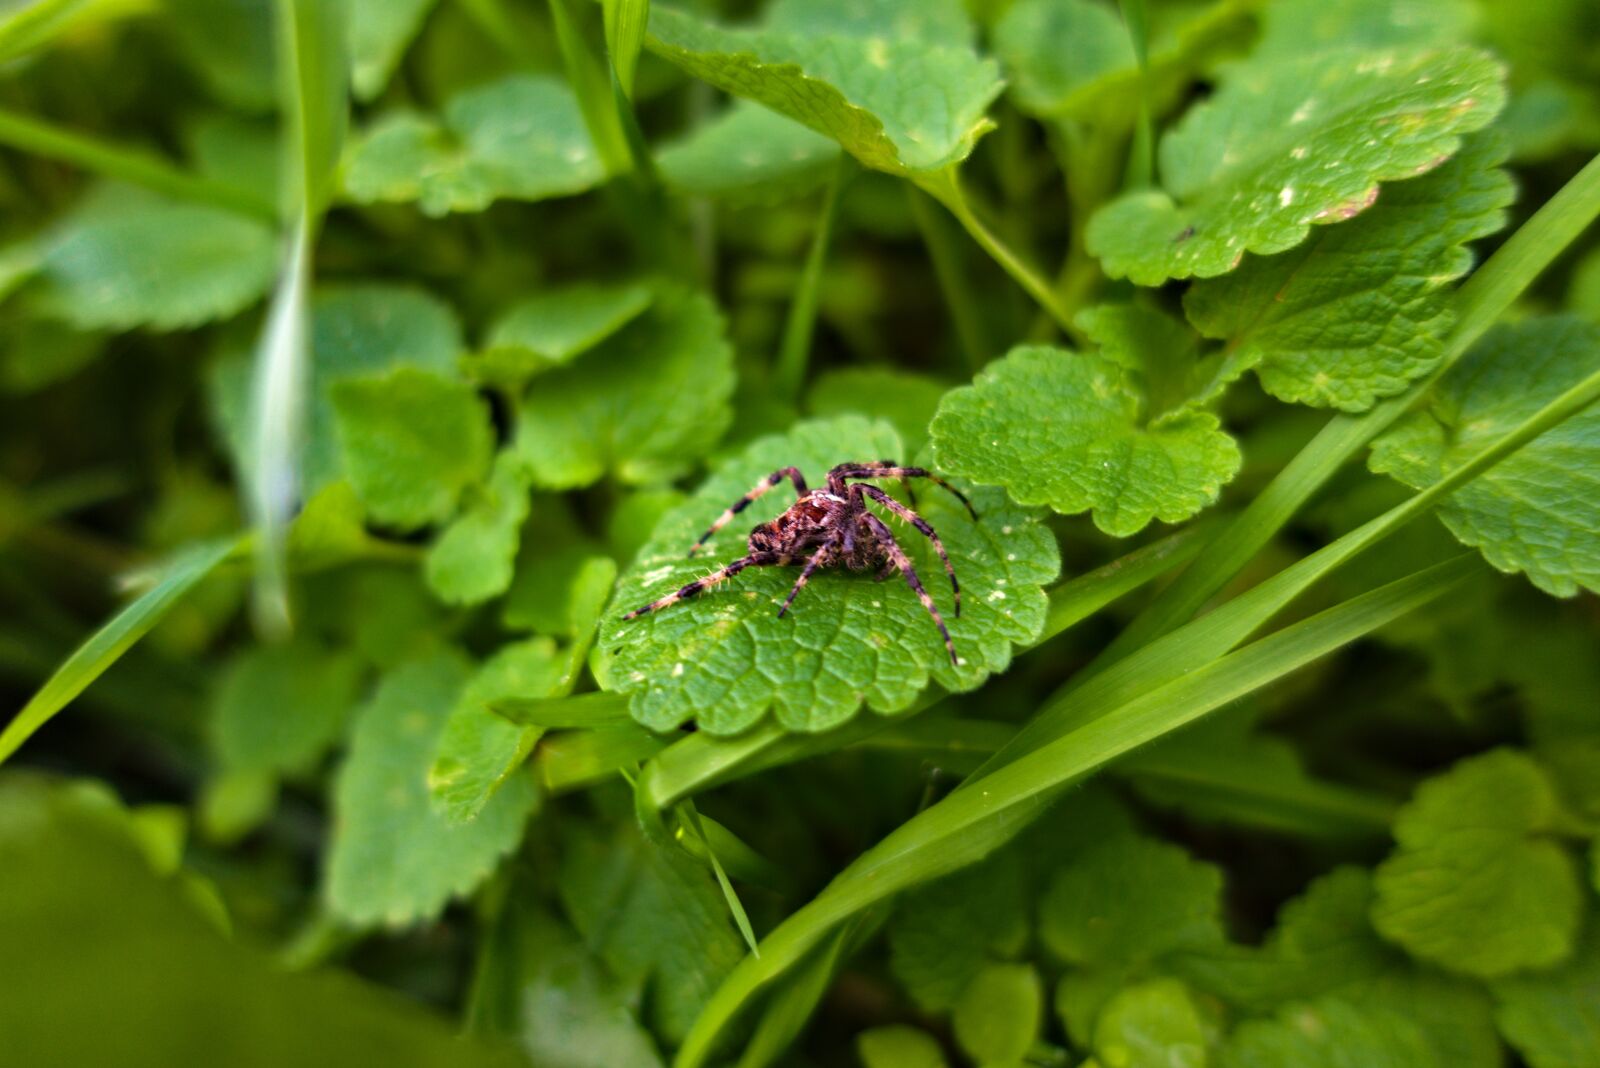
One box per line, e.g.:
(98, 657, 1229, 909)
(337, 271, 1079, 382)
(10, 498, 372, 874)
(1492, 923, 1600, 1068)
(1185, 132, 1513, 412)
(0, 538, 237, 767)
(993, 0, 1133, 118)
(211, 639, 362, 776)
(1177, 867, 1393, 1012)
(556, 818, 745, 1046)
(857, 1026, 948, 1068)
(469, 895, 665, 1068)
(331, 366, 494, 530)
(1250, 0, 1476, 62)
(30, 183, 276, 332)
(343, 74, 604, 216)
(1218, 996, 1440, 1068)
(888, 846, 1028, 1012)
(643, 2, 1001, 177)
(1039, 834, 1226, 967)
(348, 0, 438, 101)
(0, 774, 522, 1068)
(657, 100, 841, 203)
(1369, 316, 1600, 597)
(1371, 748, 1585, 978)
(952, 962, 1042, 1066)
(325, 653, 538, 926)
(512, 285, 734, 489)
(1087, 47, 1506, 285)
(164, 0, 277, 111)
(1093, 978, 1218, 1068)
(603, 415, 1058, 734)
(0, 314, 105, 393)
(929, 334, 1241, 537)
(469, 281, 654, 388)
(804, 368, 949, 457)
(427, 638, 564, 825)
(1342, 971, 1503, 1068)
(425, 452, 534, 606)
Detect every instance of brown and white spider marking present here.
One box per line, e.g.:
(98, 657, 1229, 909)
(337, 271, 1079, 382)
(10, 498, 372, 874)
(622, 462, 979, 664)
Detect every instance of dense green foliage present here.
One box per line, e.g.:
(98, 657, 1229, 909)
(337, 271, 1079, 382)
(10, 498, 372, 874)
(2, 0, 1599, 1066)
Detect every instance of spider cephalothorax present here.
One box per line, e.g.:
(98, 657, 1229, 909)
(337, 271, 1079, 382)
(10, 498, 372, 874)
(623, 462, 978, 664)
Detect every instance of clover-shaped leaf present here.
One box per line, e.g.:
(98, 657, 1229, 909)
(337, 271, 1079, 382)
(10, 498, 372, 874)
(325, 653, 538, 927)
(644, 1, 1001, 177)
(930, 314, 1242, 537)
(513, 285, 734, 489)
(31, 183, 276, 332)
(1087, 47, 1506, 285)
(1186, 132, 1512, 411)
(1369, 316, 1600, 597)
(343, 74, 603, 216)
(599, 416, 1057, 735)
(467, 281, 654, 389)
(657, 100, 841, 203)
(1371, 749, 1584, 977)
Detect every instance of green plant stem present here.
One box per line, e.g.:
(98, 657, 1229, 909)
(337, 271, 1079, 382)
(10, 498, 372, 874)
(1118, 0, 1153, 190)
(920, 170, 1083, 343)
(906, 184, 990, 371)
(0, 108, 275, 220)
(1096, 147, 1600, 666)
(545, 0, 633, 176)
(775, 157, 849, 397)
(672, 555, 1477, 1068)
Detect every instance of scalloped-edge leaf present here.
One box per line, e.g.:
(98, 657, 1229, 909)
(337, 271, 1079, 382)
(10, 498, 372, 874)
(598, 416, 1059, 735)
(1368, 316, 1600, 597)
(1087, 46, 1506, 285)
(644, 3, 1002, 176)
(467, 281, 654, 389)
(1186, 131, 1513, 411)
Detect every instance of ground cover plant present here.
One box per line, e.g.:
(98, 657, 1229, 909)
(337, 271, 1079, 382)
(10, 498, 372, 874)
(3, 0, 1600, 1065)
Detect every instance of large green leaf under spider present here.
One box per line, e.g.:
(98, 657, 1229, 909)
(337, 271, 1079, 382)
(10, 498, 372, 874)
(597, 417, 1058, 735)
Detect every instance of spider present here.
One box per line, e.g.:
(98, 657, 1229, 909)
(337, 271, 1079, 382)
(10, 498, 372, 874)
(622, 461, 979, 664)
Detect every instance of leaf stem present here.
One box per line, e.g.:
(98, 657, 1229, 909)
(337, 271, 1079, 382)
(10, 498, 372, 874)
(920, 170, 1083, 343)
(0, 108, 276, 220)
(775, 156, 849, 398)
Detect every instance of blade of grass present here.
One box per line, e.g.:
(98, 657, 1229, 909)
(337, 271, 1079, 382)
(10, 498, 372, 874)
(0, 537, 240, 766)
(775, 156, 850, 397)
(546, 0, 634, 175)
(1118, 0, 1153, 190)
(537, 723, 669, 794)
(674, 556, 1479, 1067)
(0, 108, 275, 219)
(635, 525, 1211, 819)
(1099, 148, 1600, 665)
(0, 0, 148, 64)
(602, 0, 649, 101)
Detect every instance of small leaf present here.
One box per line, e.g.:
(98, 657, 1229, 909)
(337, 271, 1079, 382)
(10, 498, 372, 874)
(343, 74, 604, 216)
(428, 638, 565, 824)
(1186, 132, 1513, 411)
(31, 183, 276, 332)
(1087, 47, 1506, 285)
(1219, 996, 1440, 1068)
(348, 0, 438, 101)
(468, 281, 654, 389)
(425, 452, 534, 606)
(557, 819, 745, 1045)
(888, 847, 1028, 1012)
(952, 962, 1042, 1067)
(1371, 748, 1584, 977)
(211, 639, 362, 776)
(331, 366, 493, 530)
(857, 1026, 948, 1068)
(325, 652, 537, 926)
(603, 415, 1058, 735)
(644, 1, 1001, 176)
(1093, 978, 1218, 1068)
(1038, 834, 1226, 967)
(1492, 922, 1600, 1068)
(930, 332, 1241, 537)
(1369, 316, 1600, 597)
(657, 100, 841, 203)
(513, 285, 734, 489)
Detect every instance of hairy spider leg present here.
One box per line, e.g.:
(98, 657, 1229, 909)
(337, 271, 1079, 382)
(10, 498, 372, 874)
(877, 457, 916, 505)
(829, 463, 979, 521)
(687, 467, 808, 557)
(855, 484, 961, 617)
(623, 552, 791, 619)
(776, 538, 841, 619)
(859, 511, 957, 665)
